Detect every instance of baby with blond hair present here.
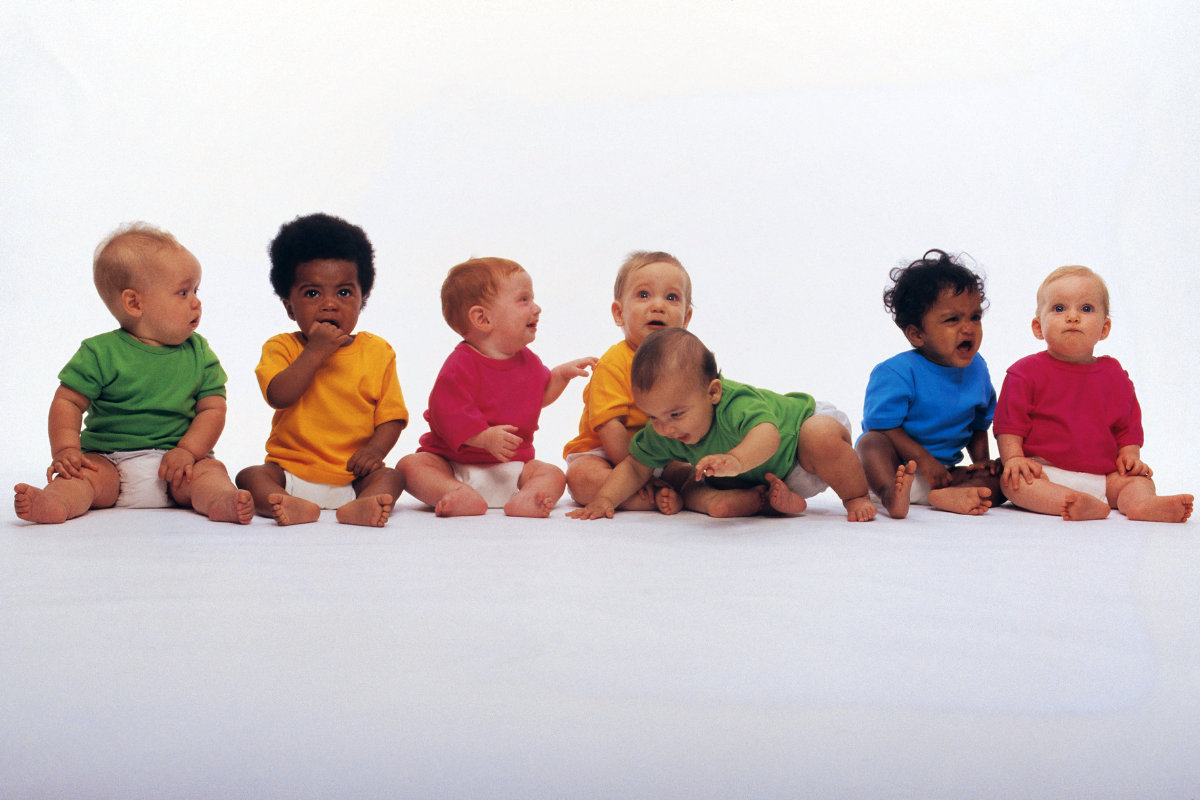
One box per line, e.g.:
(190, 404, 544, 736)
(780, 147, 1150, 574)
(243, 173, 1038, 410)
(15, 223, 252, 524)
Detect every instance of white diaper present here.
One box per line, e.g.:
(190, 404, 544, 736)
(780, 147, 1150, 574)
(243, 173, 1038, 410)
(283, 470, 357, 510)
(450, 460, 526, 508)
(1034, 458, 1108, 503)
(106, 449, 175, 508)
(781, 400, 853, 499)
(564, 446, 664, 478)
(871, 470, 934, 506)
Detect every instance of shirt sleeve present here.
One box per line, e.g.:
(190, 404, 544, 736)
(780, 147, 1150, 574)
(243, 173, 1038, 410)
(861, 362, 912, 431)
(973, 384, 997, 431)
(254, 335, 300, 401)
(720, 389, 780, 437)
(427, 361, 491, 452)
(991, 371, 1032, 438)
(627, 426, 674, 469)
(58, 341, 105, 401)
(374, 344, 409, 428)
(1113, 377, 1145, 449)
(194, 335, 228, 399)
(586, 358, 633, 431)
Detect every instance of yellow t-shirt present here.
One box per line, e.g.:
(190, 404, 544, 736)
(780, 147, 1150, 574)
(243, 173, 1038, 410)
(563, 340, 648, 458)
(255, 332, 408, 486)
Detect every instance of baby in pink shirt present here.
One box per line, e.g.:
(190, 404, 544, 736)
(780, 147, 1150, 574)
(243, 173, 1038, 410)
(399, 257, 595, 517)
(994, 266, 1191, 522)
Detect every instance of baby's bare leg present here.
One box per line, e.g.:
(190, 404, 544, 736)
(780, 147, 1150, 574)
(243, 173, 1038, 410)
(854, 431, 914, 519)
(927, 467, 1000, 516)
(680, 479, 766, 518)
(1005, 475, 1109, 520)
(507, 460, 566, 518)
(798, 416, 876, 522)
(235, 462, 319, 525)
(338, 467, 404, 527)
(14, 455, 119, 524)
(567, 455, 659, 511)
(764, 473, 807, 516)
(176, 459, 253, 524)
(399, 452, 487, 517)
(1108, 473, 1194, 523)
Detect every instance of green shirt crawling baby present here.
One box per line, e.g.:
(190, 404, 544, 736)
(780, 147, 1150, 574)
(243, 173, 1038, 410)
(628, 378, 816, 484)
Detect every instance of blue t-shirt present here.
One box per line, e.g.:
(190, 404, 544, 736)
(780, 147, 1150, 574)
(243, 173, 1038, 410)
(860, 350, 996, 467)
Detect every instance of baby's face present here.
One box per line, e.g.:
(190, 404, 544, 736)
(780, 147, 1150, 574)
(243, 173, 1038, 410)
(126, 247, 203, 347)
(907, 288, 983, 368)
(613, 262, 692, 348)
(635, 371, 720, 445)
(284, 259, 364, 343)
(480, 270, 540, 357)
(1034, 275, 1110, 363)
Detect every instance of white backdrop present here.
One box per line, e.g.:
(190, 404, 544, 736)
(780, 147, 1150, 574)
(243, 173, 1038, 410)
(3, 1, 1198, 494)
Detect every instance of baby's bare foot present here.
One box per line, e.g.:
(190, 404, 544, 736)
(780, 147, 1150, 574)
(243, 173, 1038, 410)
(765, 473, 807, 516)
(928, 486, 992, 516)
(268, 492, 321, 526)
(883, 461, 917, 518)
(14, 484, 70, 524)
(1124, 493, 1194, 523)
(708, 485, 767, 518)
(1060, 491, 1110, 521)
(434, 485, 487, 517)
(505, 489, 555, 518)
(843, 494, 877, 522)
(207, 489, 254, 524)
(337, 494, 394, 527)
(656, 485, 683, 515)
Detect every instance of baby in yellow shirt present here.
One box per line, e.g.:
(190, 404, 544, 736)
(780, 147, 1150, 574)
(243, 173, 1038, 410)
(563, 251, 701, 514)
(235, 214, 408, 527)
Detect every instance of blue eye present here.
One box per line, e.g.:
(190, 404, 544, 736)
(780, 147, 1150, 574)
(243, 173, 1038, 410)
(667, 293, 678, 301)
(1054, 304, 1064, 312)
(1082, 304, 1093, 313)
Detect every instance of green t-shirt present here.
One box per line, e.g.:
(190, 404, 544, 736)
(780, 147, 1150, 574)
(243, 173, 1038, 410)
(628, 377, 816, 484)
(58, 329, 228, 453)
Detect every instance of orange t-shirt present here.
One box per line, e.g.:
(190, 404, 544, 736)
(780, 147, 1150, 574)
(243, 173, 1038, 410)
(563, 340, 648, 459)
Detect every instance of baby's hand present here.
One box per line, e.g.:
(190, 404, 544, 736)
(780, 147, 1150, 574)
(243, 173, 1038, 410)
(1001, 456, 1042, 489)
(695, 453, 744, 480)
(158, 447, 196, 492)
(305, 321, 350, 358)
(567, 497, 616, 520)
(1116, 453, 1153, 478)
(916, 455, 952, 490)
(552, 357, 598, 382)
(965, 458, 1001, 476)
(347, 446, 386, 477)
(469, 425, 522, 462)
(47, 447, 97, 481)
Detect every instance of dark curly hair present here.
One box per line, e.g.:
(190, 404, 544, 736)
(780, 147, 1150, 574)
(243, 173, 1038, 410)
(268, 213, 375, 300)
(883, 249, 987, 331)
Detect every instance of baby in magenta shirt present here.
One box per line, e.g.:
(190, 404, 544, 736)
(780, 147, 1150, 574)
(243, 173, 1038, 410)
(995, 265, 1192, 522)
(399, 257, 595, 517)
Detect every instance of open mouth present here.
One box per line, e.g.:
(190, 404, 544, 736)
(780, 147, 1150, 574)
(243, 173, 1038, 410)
(956, 340, 974, 355)
(646, 320, 665, 328)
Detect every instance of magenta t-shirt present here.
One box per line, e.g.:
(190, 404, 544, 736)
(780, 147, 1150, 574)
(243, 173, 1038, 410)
(993, 351, 1143, 475)
(418, 342, 551, 464)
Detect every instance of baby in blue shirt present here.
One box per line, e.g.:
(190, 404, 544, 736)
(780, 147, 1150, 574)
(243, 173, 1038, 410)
(856, 250, 1003, 517)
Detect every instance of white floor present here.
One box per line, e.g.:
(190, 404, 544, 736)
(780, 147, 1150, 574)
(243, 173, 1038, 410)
(3, 487, 1197, 800)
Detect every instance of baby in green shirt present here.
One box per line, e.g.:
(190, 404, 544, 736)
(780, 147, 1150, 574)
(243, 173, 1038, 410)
(569, 328, 877, 521)
(14, 223, 252, 524)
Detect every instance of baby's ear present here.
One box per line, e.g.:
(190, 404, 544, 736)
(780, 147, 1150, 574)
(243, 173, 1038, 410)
(903, 324, 924, 349)
(120, 288, 143, 319)
(467, 304, 491, 332)
(1031, 317, 1044, 340)
(682, 306, 693, 328)
(611, 300, 625, 328)
(281, 298, 296, 321)
(708, 378, 723, 405)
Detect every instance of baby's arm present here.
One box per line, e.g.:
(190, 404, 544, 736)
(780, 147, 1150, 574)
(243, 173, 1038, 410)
(694, 422, 780, 479)
(265, 323, 350, 408)
(347, 420, 406, 477)
(963, 429, 1001, 475)
(997, 433, 1042, 490)
(160, 395, 228, 490)
(878, 427, 953, 488)
(596, 417, 632, 464)
(47, 385, 95, 480)
(1115, 444, 1153, 478)
(542, 357, 598, 407)
(567, 456, 655, 519)
(465, 426, 523, 462)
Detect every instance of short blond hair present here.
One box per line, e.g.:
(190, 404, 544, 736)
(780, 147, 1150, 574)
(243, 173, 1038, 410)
(441, 257, 526, 338)
(1036, 265, 1110, 317)
(614, 251, 692, 308)
(93, 222, 184, 317)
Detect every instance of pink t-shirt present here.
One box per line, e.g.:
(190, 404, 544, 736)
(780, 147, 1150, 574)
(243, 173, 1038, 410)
(417, 342, 551, 464)
(993, 351, 1143, 475)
